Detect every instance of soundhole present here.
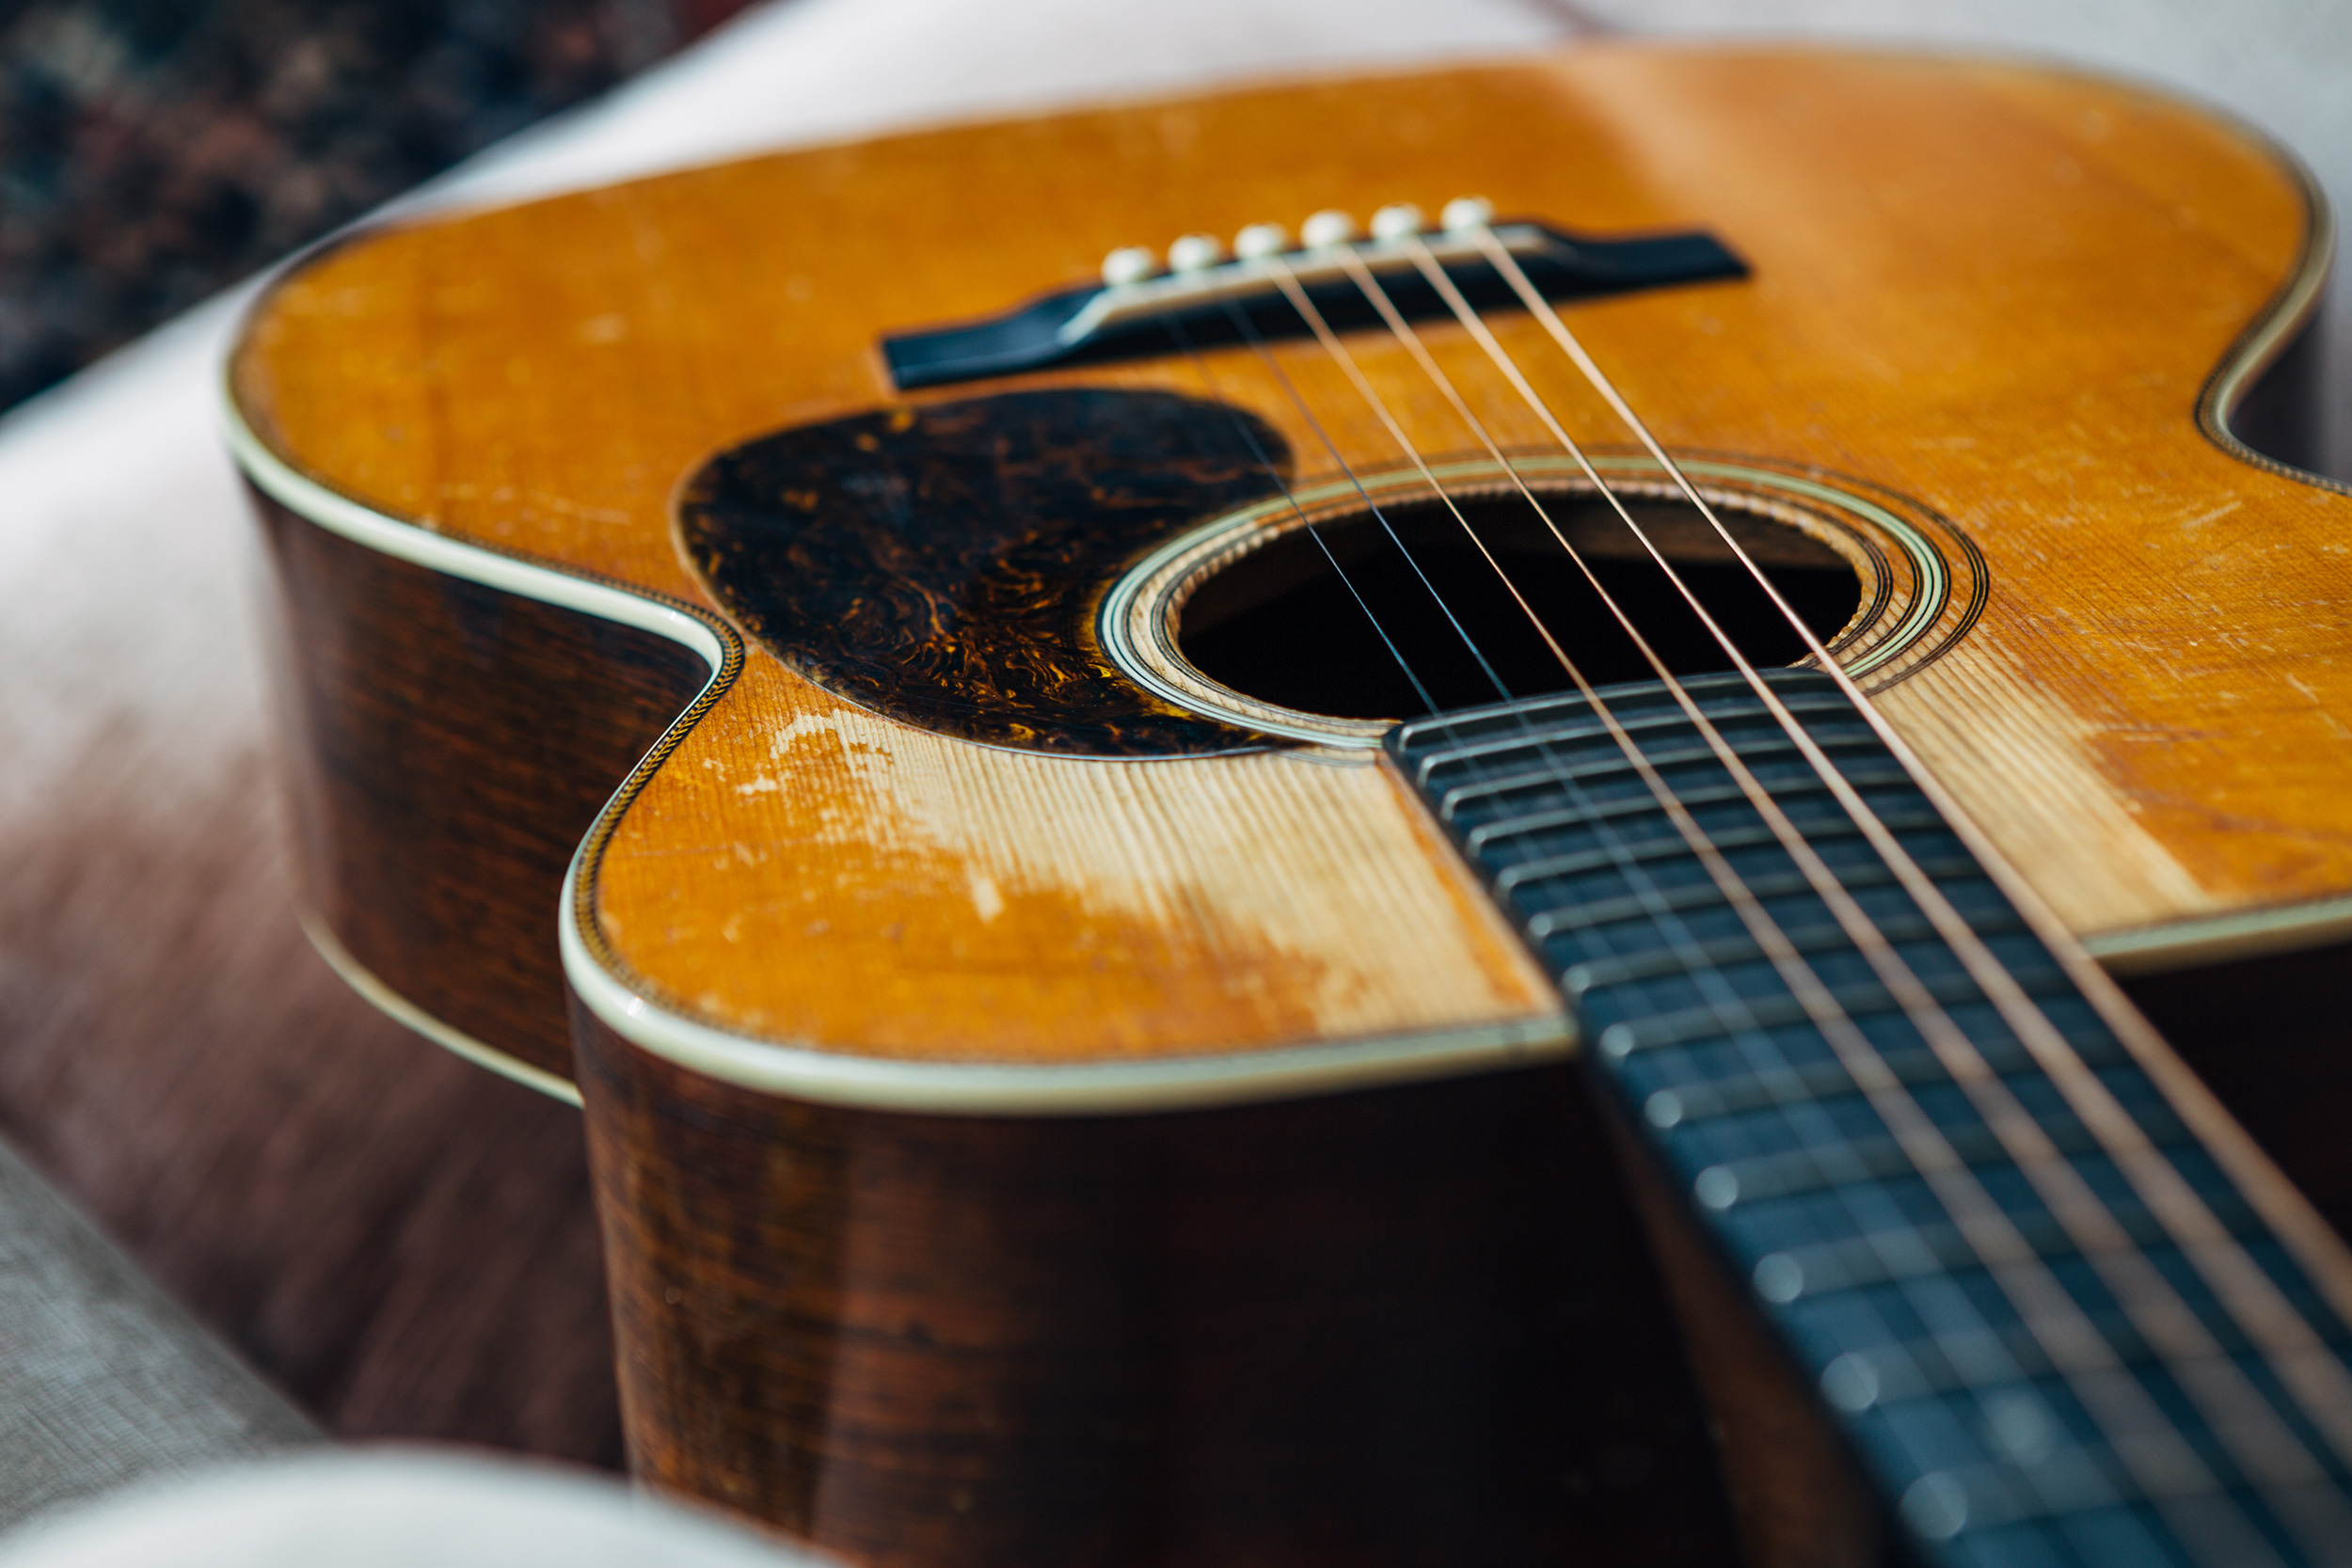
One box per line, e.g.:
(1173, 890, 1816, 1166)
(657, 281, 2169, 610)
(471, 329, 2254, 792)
(1177, 491, 1864, 721)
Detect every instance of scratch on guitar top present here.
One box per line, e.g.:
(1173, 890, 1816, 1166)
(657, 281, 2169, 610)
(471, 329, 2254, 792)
(968, 871, 1006, 924)
(767, 711, 847, 756)
(1878, 637, 2214, 927)
(2285, 673, 2351, 739)
(2175, 498, 2245, 531)
(592, 683, 1557, 1058)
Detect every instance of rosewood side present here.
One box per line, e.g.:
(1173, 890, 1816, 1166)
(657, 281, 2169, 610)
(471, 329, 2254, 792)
(254, 492, 709, 1084)
(574, 1006, 1748, 1568)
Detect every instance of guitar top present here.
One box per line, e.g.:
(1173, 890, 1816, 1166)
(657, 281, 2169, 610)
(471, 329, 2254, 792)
(230, 41, 2349, 1093)
(226, 41, 2352, 1568)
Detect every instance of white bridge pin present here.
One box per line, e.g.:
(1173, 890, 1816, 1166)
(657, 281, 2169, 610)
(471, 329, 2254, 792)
(1232, 222, 1290, 260)
(1100, 245, 1160, 287)
(1441, 195, 1497, 232)
(1299, 209, 1359, 249)
(1167, 232, 1227, 273)
(1370, 203, 1426, 241)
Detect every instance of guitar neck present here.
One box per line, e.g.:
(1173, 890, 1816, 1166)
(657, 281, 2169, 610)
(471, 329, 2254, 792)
(1391, 669, 2352, 1567)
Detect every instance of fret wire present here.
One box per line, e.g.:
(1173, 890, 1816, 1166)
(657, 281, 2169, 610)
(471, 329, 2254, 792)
(1460, 223, 2352, 1499)
(1413, 706, 1826, 774)
(1432, 731, 1887, 817)
(1496, 806, 1957, 895)
(1256, 259, 2254, 1560)
(1600, 969, 2078, 1054)
(1705, 1131, 2217, 1221)
(1569, 910, 2025, 993)
(1659, 1040, 2169, 1138)
(1422, 722, 1883, 792)
(1367, 234, 2352, 1550)
(1842, 1334, 2301, 1409)
(1465, 767, 1925, 852)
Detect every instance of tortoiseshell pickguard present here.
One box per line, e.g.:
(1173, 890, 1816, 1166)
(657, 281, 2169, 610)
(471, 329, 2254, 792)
(677, 388, 1287, 756)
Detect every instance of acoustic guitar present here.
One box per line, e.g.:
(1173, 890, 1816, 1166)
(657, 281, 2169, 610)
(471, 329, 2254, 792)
(225, 42, 2352, 1567)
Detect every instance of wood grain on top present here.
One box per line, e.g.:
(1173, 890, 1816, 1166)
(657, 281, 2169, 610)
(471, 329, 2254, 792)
(230, 45, 2352, 1068)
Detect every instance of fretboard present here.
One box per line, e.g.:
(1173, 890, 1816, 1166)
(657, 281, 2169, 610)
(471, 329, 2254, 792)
(1390, 669, 2352, 1568)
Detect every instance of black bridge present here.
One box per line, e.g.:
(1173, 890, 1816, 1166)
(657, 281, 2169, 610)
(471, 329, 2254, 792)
(881, 221, 1744, 390)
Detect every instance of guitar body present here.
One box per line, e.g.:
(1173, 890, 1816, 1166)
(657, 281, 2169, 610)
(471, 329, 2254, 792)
(230, 44, 2352, 1567)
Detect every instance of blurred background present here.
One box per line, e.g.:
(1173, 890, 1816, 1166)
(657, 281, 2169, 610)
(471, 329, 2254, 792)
(0, 0, 753, 412)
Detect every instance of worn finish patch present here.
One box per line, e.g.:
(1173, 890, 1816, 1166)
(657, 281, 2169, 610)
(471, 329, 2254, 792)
(676, 388, 1287, 755)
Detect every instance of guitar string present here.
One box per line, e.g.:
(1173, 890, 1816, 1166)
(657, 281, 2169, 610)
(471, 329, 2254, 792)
(1256, 244, 2311, 1562)
(1153, 231, 2330, 1553)
(1350, 230, 2352, 1553)
(1466, 214, 2352, 1393)
(1195, 301, 1521, 705)
(1167, 294, 2200, 1557)
(1433, 217, 2352, 1513)
(1157, 311, 1442, 718)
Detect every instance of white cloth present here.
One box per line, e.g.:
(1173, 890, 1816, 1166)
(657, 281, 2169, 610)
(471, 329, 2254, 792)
(0, 1450, 823, 1567)
(0, 1143, 314, 1533)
